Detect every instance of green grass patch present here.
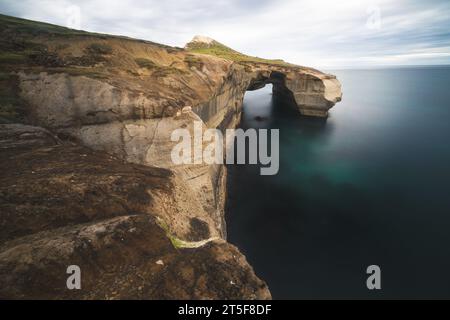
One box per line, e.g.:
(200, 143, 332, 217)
(0, 73, 26, 124)
(86, 43, 113, 55)
(0, 72, 11, 81)
(0, 52, 28, 64)
(0, 103, 21, 123)
(134, 58, 157, 69)
(47, 67, 108, 79)
(184, 55, 204, 69)
(0, 13, 89, 37)
(186, 39, 292, 67)
(55, 43, 70, 51)
(156, 217, 184, 249)
(152, 66, 181, 78)
(134, 58, 185, 77)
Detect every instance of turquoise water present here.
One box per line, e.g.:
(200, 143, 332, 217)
(226, 67, 450, 299)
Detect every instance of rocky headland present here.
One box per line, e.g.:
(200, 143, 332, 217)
(0, 14, 341, 299)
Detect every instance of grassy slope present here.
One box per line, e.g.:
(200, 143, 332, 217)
(0, 14, 151, 123)
(0, 14, 96, 123)
(0, 13, 173, 66)
(0, 13, 91, 36)
(0, 13, 94, 64)
(185, 39, 294, 67)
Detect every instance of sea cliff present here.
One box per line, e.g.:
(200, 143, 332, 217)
(0, 14, 341, 299)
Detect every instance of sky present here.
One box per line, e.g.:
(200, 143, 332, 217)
(1, 0, 450, 68)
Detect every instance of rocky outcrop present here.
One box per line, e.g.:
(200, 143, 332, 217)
(249, 66, 342, 117)
(186, 35, 342, 118)
(0, 15, 342, 299)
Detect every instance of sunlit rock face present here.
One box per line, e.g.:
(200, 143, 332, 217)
(15, 35, 342, 240)
(244, 66, 342, 118)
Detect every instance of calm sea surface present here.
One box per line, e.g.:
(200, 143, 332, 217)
(225, 66, 450, 299)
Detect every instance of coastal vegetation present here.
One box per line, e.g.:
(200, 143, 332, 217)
(186, 36, 292, 67)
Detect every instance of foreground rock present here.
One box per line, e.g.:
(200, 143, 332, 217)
(0, 124, 271, 299)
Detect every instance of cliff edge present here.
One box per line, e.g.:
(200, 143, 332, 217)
(0, 14, 342, 299)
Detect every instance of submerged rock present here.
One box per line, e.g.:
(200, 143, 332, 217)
(254, 116, 268, 122)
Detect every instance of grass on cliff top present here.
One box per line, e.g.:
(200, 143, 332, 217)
(0, 14, 90, 37)
(0, 73, 26, 124)
(0, 14, 176, 49)
(0, 52, 29, 64)
(186, 39, 293, 67)
(134, 58, 188, 77)
(86, 43, 113, 55)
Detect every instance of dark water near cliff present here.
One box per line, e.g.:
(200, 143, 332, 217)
(225, 66, 450, 299)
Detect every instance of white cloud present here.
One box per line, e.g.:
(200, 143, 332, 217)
(1, 0, 449, 68)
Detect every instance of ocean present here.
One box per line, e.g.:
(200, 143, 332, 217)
(225, 66, 450, 299)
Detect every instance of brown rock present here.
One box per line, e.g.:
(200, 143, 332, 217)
(0, 124, 271, 300)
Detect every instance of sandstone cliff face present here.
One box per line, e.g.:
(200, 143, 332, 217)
(15, 48, 341, 236)
(0, 15, 342, 299)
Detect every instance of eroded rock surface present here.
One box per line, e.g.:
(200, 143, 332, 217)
(0, 124, 270, 299)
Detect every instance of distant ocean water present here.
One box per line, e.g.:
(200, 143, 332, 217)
(225, 66, 450, 299)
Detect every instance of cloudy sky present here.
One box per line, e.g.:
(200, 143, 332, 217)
(1, 0, 450, 68)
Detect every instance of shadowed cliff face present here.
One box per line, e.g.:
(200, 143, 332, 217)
(0, 15, 341, 299)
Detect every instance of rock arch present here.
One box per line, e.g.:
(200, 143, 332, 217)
(246, 67, 342, 118)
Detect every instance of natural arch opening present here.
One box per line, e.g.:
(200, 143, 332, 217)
(246, 71, 298, 113)
(240, 83, 274, 127)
